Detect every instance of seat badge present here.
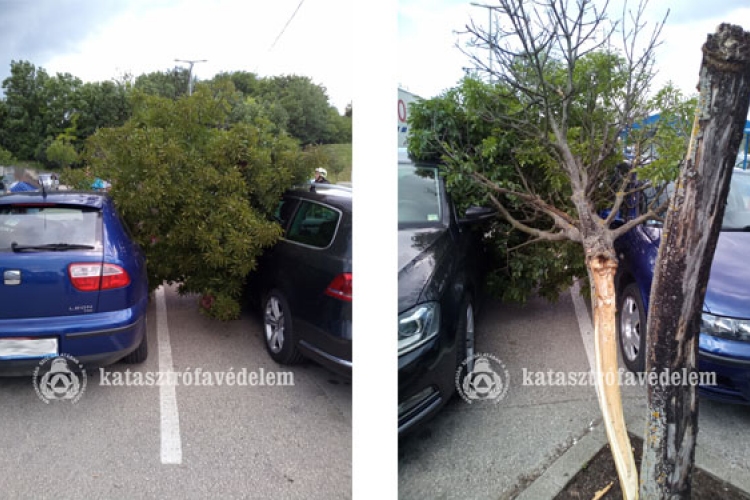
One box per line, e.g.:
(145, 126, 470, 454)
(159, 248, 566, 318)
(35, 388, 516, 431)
(3, 270, 21, 285)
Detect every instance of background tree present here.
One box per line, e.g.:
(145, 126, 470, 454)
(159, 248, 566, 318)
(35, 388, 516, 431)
(75, 80, 132, 144)
(1, 60, 51, 159)
(45, 136, 78, 168)
(134, 67, 191, 99)
(0, 146, 14, 165)
(408, 1, 675, 497)
(73, 82, 309, 320)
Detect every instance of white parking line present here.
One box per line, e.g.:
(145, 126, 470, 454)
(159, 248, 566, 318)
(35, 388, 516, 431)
(570, 280, 596, 373)
(156, 286, 183, 465)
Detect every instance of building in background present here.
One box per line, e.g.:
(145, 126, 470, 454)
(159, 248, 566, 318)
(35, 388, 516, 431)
(398, 88, 422, 149)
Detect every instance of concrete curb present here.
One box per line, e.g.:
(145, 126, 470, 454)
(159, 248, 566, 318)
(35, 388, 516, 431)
(516, 425, 607, 500)
(516, 420, 750, 499)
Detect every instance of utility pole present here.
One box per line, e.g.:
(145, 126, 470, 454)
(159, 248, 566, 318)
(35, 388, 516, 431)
(470, 3, 494, 80)
(174, 59, 207, 96)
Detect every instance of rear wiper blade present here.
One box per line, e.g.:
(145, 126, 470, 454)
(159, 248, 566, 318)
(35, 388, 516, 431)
(11, 242, 96, 252)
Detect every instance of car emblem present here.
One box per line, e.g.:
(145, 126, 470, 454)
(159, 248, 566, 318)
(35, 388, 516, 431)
(3, 270, 21, 285)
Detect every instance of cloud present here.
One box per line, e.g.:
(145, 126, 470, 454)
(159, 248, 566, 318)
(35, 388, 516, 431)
(397, 0, 750, 104)
(398, 0, 475, 98)
(0, 0, 151, 81)
(0, 0, 351, 112)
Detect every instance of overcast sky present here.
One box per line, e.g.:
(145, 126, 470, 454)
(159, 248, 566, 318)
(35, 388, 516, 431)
(0, 0, 352, 112)
(398, 0, 750, 102)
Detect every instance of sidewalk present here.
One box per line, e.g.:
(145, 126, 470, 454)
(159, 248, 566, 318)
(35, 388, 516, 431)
(398, 291, 750, 499)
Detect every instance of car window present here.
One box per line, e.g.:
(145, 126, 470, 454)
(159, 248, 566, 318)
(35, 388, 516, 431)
(637, 171, 750, 230)
(723, 171, 750, 230)
(274, 199, 299, 232)
(285, 201, 340, 248)
(398, 165, 442, 226)
(0, 206, 102, 251)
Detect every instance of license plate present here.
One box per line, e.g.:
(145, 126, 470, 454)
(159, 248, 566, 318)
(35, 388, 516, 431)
(0, 338, 58, 360)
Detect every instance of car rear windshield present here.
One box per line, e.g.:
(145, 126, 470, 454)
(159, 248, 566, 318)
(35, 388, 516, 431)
(0, 205, 102, 251)
(398, 165, 443, 227)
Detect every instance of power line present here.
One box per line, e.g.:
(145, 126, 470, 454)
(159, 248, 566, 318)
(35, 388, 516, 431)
(269, 0, 306, 51)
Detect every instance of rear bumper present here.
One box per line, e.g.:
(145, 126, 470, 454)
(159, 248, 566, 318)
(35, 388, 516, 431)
(0, 301, 147, 375)
(295, 314, 352, 379)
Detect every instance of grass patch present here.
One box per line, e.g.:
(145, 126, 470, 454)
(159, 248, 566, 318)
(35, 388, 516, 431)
(320, 143, 352, 183)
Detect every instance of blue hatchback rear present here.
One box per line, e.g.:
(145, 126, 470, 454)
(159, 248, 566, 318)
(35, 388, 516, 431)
(0, 191, 148, 374)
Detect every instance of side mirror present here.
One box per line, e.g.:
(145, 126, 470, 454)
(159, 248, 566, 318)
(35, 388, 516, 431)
(459, 206, 496, 224)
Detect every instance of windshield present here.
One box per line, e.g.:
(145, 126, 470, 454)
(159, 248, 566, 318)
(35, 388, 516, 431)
(639, 170, 750, 230)
(723, 171, 750, 230)
(398, 165, 443, 227)
(0, 206, 102, 251)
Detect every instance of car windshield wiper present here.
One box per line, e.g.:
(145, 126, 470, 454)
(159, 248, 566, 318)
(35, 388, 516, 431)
(11, 242, 96, 252)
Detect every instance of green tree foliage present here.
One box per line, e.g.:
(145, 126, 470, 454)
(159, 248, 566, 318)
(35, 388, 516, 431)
(218, 73, 349, 145)
(409, 69, 692, 303)
(75, 80, 132, 144)
(133, 67, 191, 99)
(409, 77, 587, 302)
(2, 61, 52, 159)
(80, 83, 308, 320)
(0, 146, 14, 165)
(45, 136, 78, 168)
(258, 75, 333, 145)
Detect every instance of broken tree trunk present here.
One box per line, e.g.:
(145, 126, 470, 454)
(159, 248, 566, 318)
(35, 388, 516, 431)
(640, 24, 750, 499)
(589, 256, 639, 500)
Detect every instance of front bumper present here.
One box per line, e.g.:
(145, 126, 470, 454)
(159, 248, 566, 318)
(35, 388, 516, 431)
(398, 333, 457, 436)
(698, 334, 750, 404)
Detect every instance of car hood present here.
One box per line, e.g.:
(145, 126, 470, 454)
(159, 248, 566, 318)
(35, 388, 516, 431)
(398, 227, 450, 313)
(704, 232, 750, 318)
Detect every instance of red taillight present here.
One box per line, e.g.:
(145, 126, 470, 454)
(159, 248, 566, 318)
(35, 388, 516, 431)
(69, 263, 131, 291)
(325, 273, 352, 302)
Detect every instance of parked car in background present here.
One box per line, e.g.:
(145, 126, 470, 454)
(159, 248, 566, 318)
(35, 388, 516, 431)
(251, 183, 352, 378)
(398, 151, 493, 435)
(37, 173, 59, 190)
(615, 168, 750, 403)
(0, 191, 149, 374)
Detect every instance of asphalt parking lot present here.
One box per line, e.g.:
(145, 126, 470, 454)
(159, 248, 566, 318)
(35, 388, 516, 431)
(398, 288, 750, 499)
(0, 284, 352, 499)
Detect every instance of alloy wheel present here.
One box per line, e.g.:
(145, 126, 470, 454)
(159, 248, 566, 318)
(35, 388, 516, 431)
(620, 295, 641, 362)
(264, 296, 285, 353)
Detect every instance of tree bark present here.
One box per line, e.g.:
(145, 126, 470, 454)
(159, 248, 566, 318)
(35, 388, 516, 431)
(640, 24, 750, 499)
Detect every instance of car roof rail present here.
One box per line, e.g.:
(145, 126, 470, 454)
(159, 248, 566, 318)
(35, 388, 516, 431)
(302, 182, 353, 193)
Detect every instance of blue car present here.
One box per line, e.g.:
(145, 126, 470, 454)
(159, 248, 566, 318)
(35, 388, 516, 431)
(615, 168, 750, 403)
(0, 191, 148, 374)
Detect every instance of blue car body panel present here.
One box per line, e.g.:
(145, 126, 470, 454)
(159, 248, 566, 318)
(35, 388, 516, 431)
(0, 192, 148, 373)
(615, 172, 750, 404)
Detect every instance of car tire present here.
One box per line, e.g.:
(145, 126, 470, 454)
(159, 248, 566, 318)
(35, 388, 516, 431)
(456, 298, 476, 376)
(617, 283, 646, 372)
(263, 290, 304, 365)
(121, 320, 148, 364)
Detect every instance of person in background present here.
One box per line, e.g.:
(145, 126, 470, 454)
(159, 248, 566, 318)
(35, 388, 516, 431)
(314, 167, 330, 184)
